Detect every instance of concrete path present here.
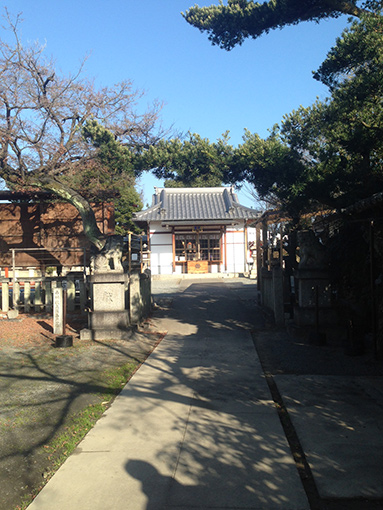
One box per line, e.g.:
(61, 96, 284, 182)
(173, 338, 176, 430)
(28, 278, 309, 510)
(275, 374, 383, 500)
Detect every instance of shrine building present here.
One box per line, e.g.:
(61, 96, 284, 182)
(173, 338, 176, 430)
(133, 187, 261, 275)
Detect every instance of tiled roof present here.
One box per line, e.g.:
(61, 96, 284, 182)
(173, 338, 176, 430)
(133, 187, 261, 224)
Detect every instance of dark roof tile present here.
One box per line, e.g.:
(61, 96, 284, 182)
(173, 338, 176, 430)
(134, 187, 261, 224)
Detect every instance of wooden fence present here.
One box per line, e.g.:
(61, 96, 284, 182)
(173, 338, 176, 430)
(0, 274, 87, 314)
(0, 236, 149, 317)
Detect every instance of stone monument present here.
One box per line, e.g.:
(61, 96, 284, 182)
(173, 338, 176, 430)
(53, 287, 73, 347)
(81, 236, 131, 341)
(53, 287, 66, 335)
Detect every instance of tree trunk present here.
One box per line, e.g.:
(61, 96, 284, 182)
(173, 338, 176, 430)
(32, 177, 107, 251)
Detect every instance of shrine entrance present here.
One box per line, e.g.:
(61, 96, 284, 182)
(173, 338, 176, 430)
(173, 229, 222, 273)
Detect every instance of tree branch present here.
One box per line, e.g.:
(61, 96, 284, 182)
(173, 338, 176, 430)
(31, 176, 106, 250)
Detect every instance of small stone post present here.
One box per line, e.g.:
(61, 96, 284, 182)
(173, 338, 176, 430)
(54, 287, 73, 347)
(53, 287, 66, 335)
(129, 272, 142, 325)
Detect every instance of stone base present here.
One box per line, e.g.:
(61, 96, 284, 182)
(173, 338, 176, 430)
(294, 305, 339, 327)
(56, 335, 73, 348)
(80, 310, 132, 341)
(84, 272, 131, 341)
(89, 310, 130, 329)
(80, 328, 134, 341)
(295, 269, 332, 309)
(7, 309, 19, 319)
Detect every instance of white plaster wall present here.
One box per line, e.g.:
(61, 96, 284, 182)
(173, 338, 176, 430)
(210, 264, 218, 274)
(148, 221, 252, 275)
(149, 222, 173, 275)
(225, 225, 246, 273)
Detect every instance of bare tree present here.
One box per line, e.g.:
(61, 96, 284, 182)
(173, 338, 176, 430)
(0, 11, 165, 249)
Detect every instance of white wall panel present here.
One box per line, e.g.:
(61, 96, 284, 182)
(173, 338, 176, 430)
(150, 222, 169, 233)
(147, 221, 252, 275)
(149, 228, 173, 274)
(150, 233, 172, 247)
(225, 228, 246, 273)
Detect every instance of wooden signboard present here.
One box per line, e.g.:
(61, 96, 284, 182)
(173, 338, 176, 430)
(187, 260, 209, 274)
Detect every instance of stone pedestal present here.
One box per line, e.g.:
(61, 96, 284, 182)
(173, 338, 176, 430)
(80, 272, 132, 341)
(56, 335, 73, 348)
(294, 268, 337, 327)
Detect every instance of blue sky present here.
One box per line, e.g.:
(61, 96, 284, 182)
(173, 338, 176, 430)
(2, 1, 351, 207)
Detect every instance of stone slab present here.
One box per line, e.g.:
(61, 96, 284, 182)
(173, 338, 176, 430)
(169, 407, 308, 509)
(274, 374, 383, 499)
(92, 281, 125, 311)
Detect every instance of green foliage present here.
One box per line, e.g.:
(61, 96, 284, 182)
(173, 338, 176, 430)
(61, 120, 144, 236)
(136, 132, 233, 188)
(183, 0, 376, 50)
(314, 10, 383, 89)
(114, 186, 143, 235)
(230, 128, 314, 221)
(82, 119, 135, 181)
(228, 12, 383, 220)
(307, 12, 383, 207)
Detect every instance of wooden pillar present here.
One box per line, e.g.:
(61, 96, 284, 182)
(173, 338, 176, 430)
(262, 220, 268, 269)
(279, 226, 283, 267)
(128, 232, 132, 273)
(79, 279, 87, 312)
(172, 228, 176, 273)
(244, 222, 248, 274)
(256, 223, 262, 282)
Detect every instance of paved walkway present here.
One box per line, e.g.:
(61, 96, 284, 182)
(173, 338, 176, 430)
(28, 277, 383, 509)
(28, 278, 309, 510)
